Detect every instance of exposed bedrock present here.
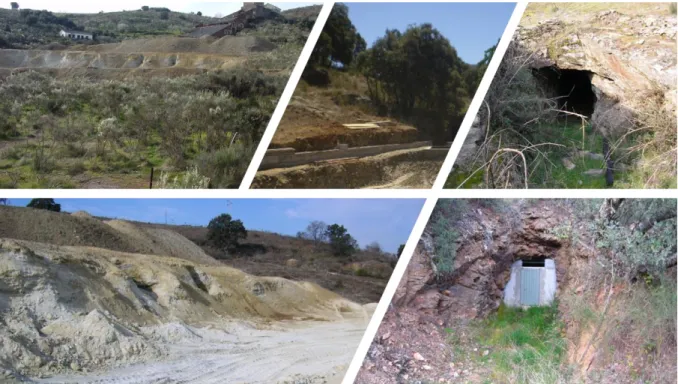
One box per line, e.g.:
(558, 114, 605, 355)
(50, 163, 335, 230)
(393, 202, 595, 323)
(515, 13, 677, 138)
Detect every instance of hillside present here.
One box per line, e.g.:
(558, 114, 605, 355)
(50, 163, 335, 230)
(0, 5, 320, 189)
(114, 218, 395, 304)
(0, 206, 393, 304)
(0, 205, 377, 383)
(358, 199, 677, 384)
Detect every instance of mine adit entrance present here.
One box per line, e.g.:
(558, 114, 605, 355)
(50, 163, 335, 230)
(503, 257, 557, 307)
(533, 67, 597, 117)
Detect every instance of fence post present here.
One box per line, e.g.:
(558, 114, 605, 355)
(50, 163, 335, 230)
(149, 167, 154, 189)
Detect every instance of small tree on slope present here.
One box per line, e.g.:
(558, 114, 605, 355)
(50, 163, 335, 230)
(27, 198, 60, 212)
(207, 213, 247, 251)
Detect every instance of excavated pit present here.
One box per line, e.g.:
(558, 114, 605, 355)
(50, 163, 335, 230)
(533, 66, 597, 117)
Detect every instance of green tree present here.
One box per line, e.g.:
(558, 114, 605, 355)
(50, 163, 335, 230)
(10, 2, 18, 10)
(197, 11, 202, 16)
(160, 10, 169, 20)
(358, 23, 477, 145)
(324, 224, 358, 257)
(353, 32, 367, 59)
(309, 3, 358, 68)
(207, 214, 247, 250)
(27, 198, 60, 212)
(141, 5, 149, 11)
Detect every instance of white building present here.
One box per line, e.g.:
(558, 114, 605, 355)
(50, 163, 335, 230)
(59, 29, 93, 40)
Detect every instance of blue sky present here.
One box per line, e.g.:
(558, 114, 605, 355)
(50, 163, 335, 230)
(7, 199, 423, 252)
(7, 2, 319, 17)
(347, 2, 516, 64)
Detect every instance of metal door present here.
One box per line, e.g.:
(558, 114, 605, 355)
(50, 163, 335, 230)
(520, 268, 541, 306)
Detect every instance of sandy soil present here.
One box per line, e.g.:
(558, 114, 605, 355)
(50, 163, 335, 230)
(0, 236, 373, 382)
(34, 319, 368, 384)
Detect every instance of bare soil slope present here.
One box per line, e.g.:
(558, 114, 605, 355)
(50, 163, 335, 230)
(0, 237, 371, 382)
(0, 205, 219, 265)
(271, 96, 418, 151)
(80, 35, 277, 55)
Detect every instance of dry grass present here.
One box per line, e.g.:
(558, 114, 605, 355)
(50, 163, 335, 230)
(521, 3, 671, 26)
(616, 92, 677, 188)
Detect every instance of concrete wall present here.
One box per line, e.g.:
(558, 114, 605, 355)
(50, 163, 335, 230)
(503, 260, 522, 307)
(542, 259, 557, 305)
(503, 259, 557, 307)
(259, 141, 433, 170)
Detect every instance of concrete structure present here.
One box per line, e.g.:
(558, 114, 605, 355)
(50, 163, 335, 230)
(59, 30, 93, 40)
(503, 259, 557, 307)
(186, 2, 279, 38)
(258, 141, 434, 170)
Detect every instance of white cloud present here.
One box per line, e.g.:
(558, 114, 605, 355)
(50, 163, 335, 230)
(284, 208, 299, 218)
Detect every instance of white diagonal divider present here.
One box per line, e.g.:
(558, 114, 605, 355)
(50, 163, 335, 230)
(340, 194, 438, 384)
(431, 1, 528, 191)
(239, 2, 335, 189)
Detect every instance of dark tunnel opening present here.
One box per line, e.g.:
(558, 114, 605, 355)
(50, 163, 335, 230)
(533, 67, 597, 117)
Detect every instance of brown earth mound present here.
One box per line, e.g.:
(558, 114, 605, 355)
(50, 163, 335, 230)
(70, 210, 93, 218)
(80, 35, 276, 56)
(0, 206, 218, 265)
(105, 220, 220, 266)
(270, 79, 421, 152)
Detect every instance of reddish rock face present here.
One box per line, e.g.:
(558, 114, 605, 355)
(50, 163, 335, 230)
(393, 200, 580, 320)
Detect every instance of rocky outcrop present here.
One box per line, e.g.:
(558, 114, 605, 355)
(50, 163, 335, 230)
(516, 8, 677, 136)
(393, 201, 586, 321)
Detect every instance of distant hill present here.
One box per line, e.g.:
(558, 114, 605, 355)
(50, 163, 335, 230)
(0, 7, 215, 48)
(281, 5, 322, 21)
(0, 5, 322, 50)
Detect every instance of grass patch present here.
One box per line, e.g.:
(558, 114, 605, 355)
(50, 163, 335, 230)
(477, 303, 570, 383)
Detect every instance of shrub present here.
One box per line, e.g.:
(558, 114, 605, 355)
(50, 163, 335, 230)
(158, 166, 210, 189)
(207, 213, 247, 250)
(430, 215, 458, 274)
(27, 198, 60, 212)
(194, 142, 253, 188)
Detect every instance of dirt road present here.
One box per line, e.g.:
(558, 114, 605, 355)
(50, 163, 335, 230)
(35, 319, 366, 384)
